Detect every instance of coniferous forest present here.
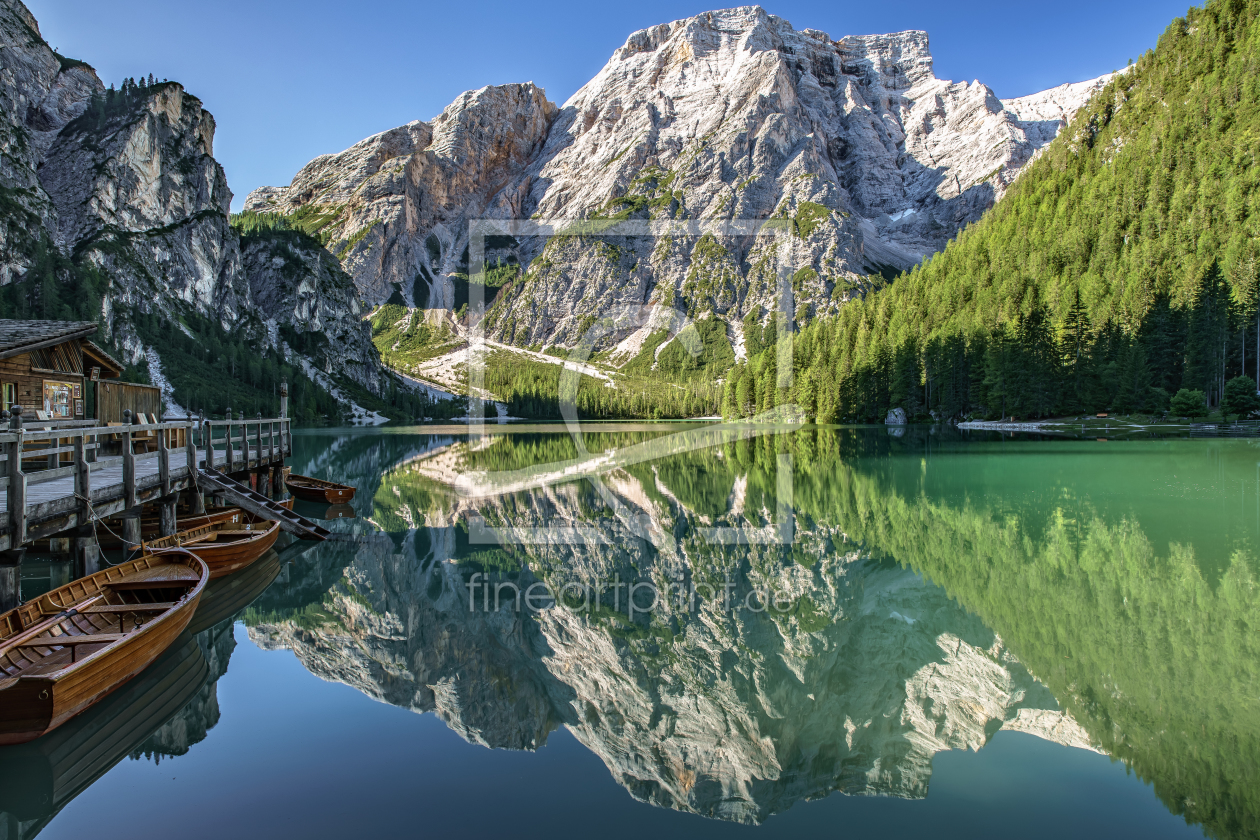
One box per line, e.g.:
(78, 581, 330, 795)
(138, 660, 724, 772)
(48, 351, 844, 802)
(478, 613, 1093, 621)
(725, 0, 1260, 423)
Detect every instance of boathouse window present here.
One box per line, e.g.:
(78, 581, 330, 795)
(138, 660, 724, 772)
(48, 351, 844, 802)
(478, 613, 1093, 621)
(1, 381, 12, 411)
(43, 380, 74, 418)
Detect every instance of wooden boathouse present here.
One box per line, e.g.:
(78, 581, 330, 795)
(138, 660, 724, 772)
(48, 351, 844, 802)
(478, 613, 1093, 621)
(0, 319, 322, 612)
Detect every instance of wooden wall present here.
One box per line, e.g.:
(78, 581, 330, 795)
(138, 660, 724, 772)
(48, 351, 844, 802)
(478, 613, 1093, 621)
(0, 350, 86, 420)
(95, 380, 160, 423)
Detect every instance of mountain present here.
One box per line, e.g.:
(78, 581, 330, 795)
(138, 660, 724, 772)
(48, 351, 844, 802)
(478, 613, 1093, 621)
(764, 0, 1260, 423)
(0, 0, 418, 423)
(247, 7, 1110, 398)
(0, 0, 1123, 421)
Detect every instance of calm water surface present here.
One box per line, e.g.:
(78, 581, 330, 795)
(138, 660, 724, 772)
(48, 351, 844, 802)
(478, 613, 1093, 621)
(2, 424, 1257, 839)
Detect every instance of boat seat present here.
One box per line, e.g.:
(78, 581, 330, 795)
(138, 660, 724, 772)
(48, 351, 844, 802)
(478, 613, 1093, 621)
(84, 603, 176, 613)
(108, 564, 201, 591)
(109, 580, 196, 591)
(11, 633, 127, 663)
(12, 633, 128, 648)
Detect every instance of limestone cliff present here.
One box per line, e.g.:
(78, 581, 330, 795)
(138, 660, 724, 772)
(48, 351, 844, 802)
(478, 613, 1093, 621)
(245, 84, 557, 308)
(248, 7, 1111, 353)
(0, 0, 101, 283)
(0, 0, 388, 406)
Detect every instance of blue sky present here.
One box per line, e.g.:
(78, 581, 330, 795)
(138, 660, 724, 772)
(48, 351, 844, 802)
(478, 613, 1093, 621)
(25, 0, 1194, 210)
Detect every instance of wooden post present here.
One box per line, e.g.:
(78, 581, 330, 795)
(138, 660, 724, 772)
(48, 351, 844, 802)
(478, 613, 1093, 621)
(0, 549, 25, 612)
(187, 419, 205, 514)
(49, 556, 71, 588)
(255, 413, 263, 468)
(224, 409, 233, 471)
(280, 380, 289, 421)
(7, 406, 27, 547)
(158, 424, 171, 495)
(185, 419, 197, 475)
(73, 531, 100, 578)
(121, 513, 141, 554)
(205, 419, 215, 470)
(75, 432, 91, 527)
(158, 424, 175, 536)
(258, 466, 272, 497)
(122, 410, 136, 511)
(239, 411, 248, 470)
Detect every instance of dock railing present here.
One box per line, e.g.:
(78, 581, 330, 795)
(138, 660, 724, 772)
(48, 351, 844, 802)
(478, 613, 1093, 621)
(1, 407, 291, 549)
(201, 412, 292, 472)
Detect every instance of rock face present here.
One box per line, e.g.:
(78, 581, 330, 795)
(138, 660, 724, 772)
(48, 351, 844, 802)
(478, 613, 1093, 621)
(0, 0, 102, 283)
(250, 438, 1097, 824)
(249, 6, 1110, 352)
(39, 82, 251, 326)
(0, 0, 386, 399)
(240, 229, 378, 392)
(244, 85, 557, 308)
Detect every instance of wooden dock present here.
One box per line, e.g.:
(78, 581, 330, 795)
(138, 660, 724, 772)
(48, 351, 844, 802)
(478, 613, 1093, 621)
(1, 413, 292, 552)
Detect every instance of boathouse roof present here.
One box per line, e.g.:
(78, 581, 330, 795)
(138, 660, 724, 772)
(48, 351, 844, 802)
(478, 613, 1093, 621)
(0, 319, 100, 361)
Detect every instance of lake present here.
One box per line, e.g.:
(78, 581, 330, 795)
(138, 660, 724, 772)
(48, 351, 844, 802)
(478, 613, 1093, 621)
(2, 423, 1256, 839)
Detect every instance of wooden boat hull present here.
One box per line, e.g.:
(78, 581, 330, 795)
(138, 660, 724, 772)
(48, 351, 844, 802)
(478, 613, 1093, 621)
(285, 474, 356, 504)
(188, 522, 280, 580)
(0, 554, 207, 745)
(96, 508, 244, 549)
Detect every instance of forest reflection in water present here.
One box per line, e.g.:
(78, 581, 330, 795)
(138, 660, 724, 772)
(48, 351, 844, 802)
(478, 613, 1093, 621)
(242, 425, 1259, 839)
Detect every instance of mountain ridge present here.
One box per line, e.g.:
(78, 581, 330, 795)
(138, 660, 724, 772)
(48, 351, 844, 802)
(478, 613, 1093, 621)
(246, 6, 1112, 377)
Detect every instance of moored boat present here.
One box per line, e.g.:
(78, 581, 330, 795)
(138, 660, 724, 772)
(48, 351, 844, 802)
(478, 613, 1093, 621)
(0, 551, 208, 745)
(141, 517, 281, 580)
(285, 473, 356, 504)
(96, 507, 245, 549)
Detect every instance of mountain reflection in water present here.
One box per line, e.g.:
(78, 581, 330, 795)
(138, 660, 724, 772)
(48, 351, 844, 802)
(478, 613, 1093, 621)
(244, 427, 1260, 838)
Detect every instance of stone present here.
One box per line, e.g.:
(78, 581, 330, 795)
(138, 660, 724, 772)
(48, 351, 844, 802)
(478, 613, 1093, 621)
(0, 0, 387, 408)
(886, 407, 907, 424)
(249, 7, 1112, 357)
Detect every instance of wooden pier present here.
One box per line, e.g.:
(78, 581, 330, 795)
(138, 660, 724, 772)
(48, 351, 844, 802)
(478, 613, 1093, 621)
(0, 409, 294, 610)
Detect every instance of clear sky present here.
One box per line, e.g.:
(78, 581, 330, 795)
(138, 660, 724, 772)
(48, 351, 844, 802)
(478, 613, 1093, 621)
(24, 0, 1195, 210)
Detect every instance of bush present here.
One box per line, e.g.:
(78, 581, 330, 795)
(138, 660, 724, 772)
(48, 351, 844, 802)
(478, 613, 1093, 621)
(1222, 376, 1260, 421)
(1170, 388, 1208, 419)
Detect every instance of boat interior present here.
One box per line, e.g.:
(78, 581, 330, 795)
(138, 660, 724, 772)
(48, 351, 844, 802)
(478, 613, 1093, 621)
(0, 564, 201, 681)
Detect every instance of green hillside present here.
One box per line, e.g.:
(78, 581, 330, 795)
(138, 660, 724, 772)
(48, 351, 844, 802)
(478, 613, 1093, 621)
(740, 0, 1260, 422)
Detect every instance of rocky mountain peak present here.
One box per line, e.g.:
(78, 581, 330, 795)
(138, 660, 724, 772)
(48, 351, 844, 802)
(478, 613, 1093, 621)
(247, 5, 1114, 355)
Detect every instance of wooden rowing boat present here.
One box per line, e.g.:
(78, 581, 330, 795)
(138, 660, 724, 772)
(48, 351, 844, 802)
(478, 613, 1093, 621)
(96, 507, 245, 549)
(141, 517, 280, 581)
(0, 551, 208, 745)
(285, 473, 356, 504)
